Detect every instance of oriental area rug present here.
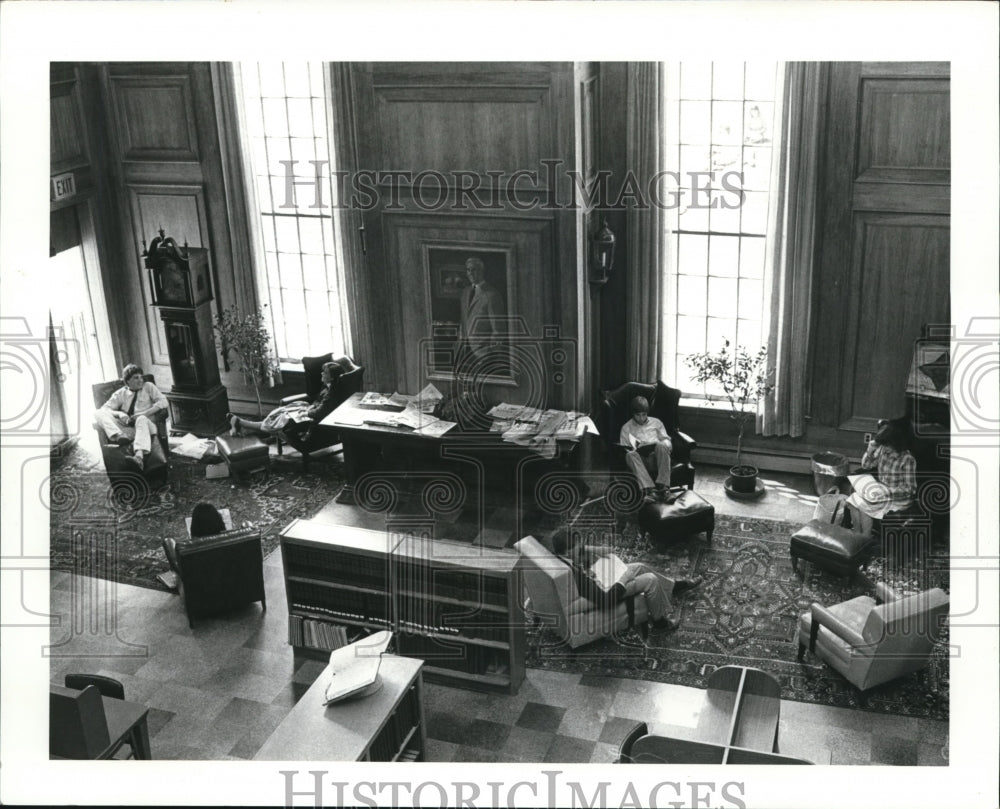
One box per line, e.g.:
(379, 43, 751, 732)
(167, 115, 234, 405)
(48, 442, 346, 591)
(48, 443, 949, 719)
(525, 513, 950, 721)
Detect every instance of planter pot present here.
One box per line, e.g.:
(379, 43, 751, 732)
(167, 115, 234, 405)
(728, 465, 759, 493)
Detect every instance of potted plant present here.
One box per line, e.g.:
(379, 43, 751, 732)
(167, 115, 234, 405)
(214, 305, 280, 418)
(685, 340, 774, 495)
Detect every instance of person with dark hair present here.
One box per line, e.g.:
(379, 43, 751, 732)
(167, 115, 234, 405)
(861, 417, 918, 512)
(93, 363, 167, 470)
(550, 527, 701, 635)
(228, 356, 358, 439)
(620, 395, 674, 502)
(159, 502, 239, 590)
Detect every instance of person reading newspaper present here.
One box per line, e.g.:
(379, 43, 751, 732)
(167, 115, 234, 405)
(551, 527, 701, 635)
(619, 395, 674, 503)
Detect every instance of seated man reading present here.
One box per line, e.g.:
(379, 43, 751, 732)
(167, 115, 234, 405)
(620, 395, 674, 502)
(228, 356, 358, 440)
(94, 363, 167, 471)
(551, 527, 701, 635)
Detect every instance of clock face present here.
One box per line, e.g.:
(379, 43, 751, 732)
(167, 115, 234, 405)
(160, 261, 188, 304)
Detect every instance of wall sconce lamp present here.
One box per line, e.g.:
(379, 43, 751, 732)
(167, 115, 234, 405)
(590, 217, 617, 286)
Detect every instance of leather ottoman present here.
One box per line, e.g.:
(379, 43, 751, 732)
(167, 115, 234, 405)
(638, 490, 715, 545)
(789, 519, 878, 578)
(216, 434, 270, 477)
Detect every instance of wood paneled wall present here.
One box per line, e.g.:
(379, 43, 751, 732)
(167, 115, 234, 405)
(338, 63, 589, 409)
(811, 62, 950, 432)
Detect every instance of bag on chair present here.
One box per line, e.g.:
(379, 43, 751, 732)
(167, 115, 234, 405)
(813, 486, 847, 523)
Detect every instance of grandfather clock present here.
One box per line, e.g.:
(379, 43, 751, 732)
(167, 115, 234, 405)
(144, 229, 229, 436)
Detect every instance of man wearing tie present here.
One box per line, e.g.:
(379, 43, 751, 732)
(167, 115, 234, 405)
(94, 363, 167, 470)
(458, 256, 505, 364)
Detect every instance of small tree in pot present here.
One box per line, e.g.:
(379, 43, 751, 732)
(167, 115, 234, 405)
(685, 340, 774, 495)
(214, 305, 280, 419)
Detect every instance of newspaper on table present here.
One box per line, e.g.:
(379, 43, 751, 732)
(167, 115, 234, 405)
(171, 433, 215, 460)
(488, 403, 543, 423)
(413, 383, 444, 414)
(416, 419, 456, 438)
(323, 630, 393, 705)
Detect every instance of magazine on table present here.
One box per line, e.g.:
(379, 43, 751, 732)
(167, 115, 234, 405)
(589, 554, 629, 593)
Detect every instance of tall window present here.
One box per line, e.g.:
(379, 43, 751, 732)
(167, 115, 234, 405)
(237, 62, 350, 361)
(662, 63, 779, 398)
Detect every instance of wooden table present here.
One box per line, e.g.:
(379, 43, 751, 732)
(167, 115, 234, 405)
(254, 655, 425, 762)
(627, 666, 812, 765)
(319, 393, 581, 509)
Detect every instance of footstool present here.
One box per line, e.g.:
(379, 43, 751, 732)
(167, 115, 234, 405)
(638, 489, 715, 545)
(789, 519, 878, 578)
(216, 434, 270, 477)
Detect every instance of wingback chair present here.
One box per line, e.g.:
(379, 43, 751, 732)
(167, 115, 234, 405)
(174, 526, 266, 628)
(275, 353, 365, 466)
(599, 381, 697, 490)
(797, 582, 949, 691)
(514, 535, 648, 649)
(91, 376, 169, 490)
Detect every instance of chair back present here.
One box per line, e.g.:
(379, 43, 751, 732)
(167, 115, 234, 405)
(50, 684, 110, 759)
(600, 381, 684, 445)
(175, 526, 265, 624)
(64, 673, 125, 700)
(617, 721, 649, 763)
(301, 353, 334, 401)
(514, 535, 578, 638)
(861, 588, 949, 683)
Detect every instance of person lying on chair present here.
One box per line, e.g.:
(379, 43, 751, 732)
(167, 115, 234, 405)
(228, 356, 359, 440)
(551, 527, 702, 634)
(93, 363, 167, 471)
(620, 395, 675, 503)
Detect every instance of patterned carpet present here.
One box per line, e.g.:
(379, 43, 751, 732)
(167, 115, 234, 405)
(49, 442, 346, 591)
(526, 512, 950, 720)
(48, 444, 949, 719)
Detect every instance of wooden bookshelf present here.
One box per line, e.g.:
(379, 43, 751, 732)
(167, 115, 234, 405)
(254, 655, 426, 762)
(280, 518, 526, 693)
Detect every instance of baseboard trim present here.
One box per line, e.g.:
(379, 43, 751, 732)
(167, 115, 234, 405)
(692, 446, 862, 475)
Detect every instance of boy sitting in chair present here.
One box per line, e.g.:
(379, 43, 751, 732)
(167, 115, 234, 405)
(620, 395, 675, 503)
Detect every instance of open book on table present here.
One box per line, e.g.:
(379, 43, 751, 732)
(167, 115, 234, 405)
(589, 554, 629, 594)
(323, 630, 393, 705)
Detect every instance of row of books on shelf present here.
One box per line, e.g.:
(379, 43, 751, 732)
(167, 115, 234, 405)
(288, 614, 352, 651)
(397, 635, 511, 677)
(290, 602, 391, 631)
(290, 608, 510, 647)
(394, 569, 509, 607)
(292, 582, 391, 621)
(367, 686, 422, 762)
(395, 609, 511, 644)
(286, 547, 388, 588)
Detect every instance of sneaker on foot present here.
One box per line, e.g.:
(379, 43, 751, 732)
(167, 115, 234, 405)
(116, 435, 132, 448)
(642, 488, 658, 503)
(651, 617, 679, 633)
(228, 414, 243, 436)
(673, 576, 703, 595)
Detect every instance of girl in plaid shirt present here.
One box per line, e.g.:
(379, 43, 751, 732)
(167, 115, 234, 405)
(861, 418, 917, 511)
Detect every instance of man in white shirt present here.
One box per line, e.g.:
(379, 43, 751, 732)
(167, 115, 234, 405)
(619, 395, 674, 502)
(94, 363, 167, 470)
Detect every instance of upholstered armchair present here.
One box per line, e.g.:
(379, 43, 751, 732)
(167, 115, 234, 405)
(514, 535, 648, 649)
(275, 353, 365, 466)
(797, 583, 949, 691)
(174, 526, 266, 628)
(599, 381, 697, 490)
(91, 376, 169, 490)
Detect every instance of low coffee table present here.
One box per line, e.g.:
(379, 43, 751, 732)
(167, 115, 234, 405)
(638, 489, 715, 545)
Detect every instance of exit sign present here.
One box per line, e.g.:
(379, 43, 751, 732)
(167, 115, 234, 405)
(51, 172, 76, 201)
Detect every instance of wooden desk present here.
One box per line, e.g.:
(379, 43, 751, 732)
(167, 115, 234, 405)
(320, 393, 580, 507)
(255, 655, 425, 762)
(628, 666, 811, 765)
(50, 684, 151, 760)
(101, 695, 152, 760)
